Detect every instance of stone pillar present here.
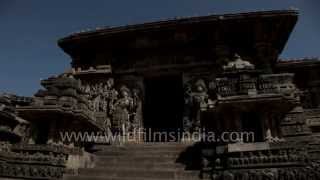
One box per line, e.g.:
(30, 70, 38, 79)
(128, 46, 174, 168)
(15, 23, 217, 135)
(47, 120, 57, 144)
(309, 80, 320, 108)
(260, 112, 270, 141)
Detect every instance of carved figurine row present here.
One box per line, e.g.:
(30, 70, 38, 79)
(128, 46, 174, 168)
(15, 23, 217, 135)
(0, 143, 67, 179)
(11, 143, 82, 156)
(80, 78, 118, 113)
(201, 147, 311, 179)
(214, 74, 297, 98)
(0, 150, 66, 166)
(225, 149, 308, 168)
(206, 149, 308, 172)
(210, 165, 320, 180)
(0, 163, 64, 179)
(0, 144, 66, 166)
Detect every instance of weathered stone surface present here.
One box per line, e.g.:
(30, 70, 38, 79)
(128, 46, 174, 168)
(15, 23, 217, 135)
(2, 9, 320, 180)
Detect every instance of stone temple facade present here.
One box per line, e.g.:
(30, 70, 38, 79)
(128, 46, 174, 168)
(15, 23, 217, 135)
(1, 10, 320, 180)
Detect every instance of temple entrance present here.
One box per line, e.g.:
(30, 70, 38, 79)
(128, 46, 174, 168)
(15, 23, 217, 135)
(33, 122, 50, 144)
(144, 75, 184, 142)
(241, 112, 264, 142)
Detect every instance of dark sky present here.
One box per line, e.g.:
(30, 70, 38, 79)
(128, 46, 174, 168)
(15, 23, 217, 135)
(0, 0, 319, 96)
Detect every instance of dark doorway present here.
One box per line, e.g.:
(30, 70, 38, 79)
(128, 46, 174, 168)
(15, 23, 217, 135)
(33, 122, 50, 144)
(241, 112, 263, 142)
(144, 75, 184, 142)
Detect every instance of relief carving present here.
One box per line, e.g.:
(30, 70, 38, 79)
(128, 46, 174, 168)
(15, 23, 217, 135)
(112, 85, 134, 132)
(183, 79, 211, 132)
(81, 79, 143, 134)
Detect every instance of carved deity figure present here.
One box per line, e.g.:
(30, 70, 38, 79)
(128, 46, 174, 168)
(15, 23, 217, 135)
(183, 84, 193, 132)
(112, 85, 134, 133)
(191, 79, 209, 131)
(92, 94, 101, 112)
(132, 88, 143, 130)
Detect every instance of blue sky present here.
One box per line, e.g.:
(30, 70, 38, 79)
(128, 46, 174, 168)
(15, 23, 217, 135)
(0, 0, 319, 96)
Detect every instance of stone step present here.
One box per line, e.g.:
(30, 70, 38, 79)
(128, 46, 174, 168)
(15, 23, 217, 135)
(94, 142, 191, 147)
(64, 174, 203, 180)
(64, 143, 201, 180)
(63, 175, 173, 180)
(92, 144, 190, 153)
(95, 152, 181, 160)
(95, 156, 179, 164)
(72, 168, 200, 179)
(94, 148, 184, 156)
(95, 160, 184, 169)
(78, 168, 176, 179)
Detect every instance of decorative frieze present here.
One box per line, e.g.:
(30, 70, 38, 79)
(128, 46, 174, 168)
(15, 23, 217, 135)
(0, 163, 65, 180)
(0, 144, 68, 179)
(201, 143, 319, 180)
(209, 166, 320, 180)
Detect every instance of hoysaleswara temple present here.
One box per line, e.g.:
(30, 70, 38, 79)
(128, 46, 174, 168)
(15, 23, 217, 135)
(1, 9, 320, 180)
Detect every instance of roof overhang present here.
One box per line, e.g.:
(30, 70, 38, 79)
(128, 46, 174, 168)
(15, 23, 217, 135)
(58, 10, 299, 68)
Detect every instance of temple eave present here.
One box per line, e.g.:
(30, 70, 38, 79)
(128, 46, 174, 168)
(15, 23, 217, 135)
(58, 10, 298, 65)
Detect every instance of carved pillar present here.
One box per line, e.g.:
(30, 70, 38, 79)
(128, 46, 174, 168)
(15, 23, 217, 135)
(47, 120, 57, 144)
(310, 81, 320, 108)
(271, 113, 282, 138)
